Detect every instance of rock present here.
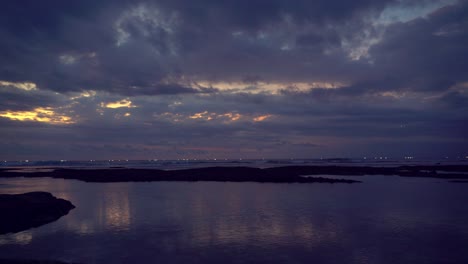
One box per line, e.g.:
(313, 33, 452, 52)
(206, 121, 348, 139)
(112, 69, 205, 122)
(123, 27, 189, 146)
(0, 192, 75, 235)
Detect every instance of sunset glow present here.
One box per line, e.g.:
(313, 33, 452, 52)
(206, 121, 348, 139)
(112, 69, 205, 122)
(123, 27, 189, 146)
(0, 0, 465, 160)
(0, 107, 74, 124)
(101, 99, 135, 109)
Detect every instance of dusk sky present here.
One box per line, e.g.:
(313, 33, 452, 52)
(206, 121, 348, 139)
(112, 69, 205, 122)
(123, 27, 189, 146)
(0, 0, 467, 160)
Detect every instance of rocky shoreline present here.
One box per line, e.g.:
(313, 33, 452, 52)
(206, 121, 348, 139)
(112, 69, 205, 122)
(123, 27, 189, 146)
(0, 192, 75, 235)
(0, 165, 467, 183)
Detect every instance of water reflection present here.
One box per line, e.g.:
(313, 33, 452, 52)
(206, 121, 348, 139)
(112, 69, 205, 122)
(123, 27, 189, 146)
(180, 183, 343, 252)
(0, 178, 467, 263)
(0, 231, 33, 245)
(98, 184, 131, 231)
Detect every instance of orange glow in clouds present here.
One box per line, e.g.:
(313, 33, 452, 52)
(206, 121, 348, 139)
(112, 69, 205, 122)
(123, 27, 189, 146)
(253, 115, 272, 122)
(161, 111, 272, 123)
(0, 80, 37, 91)
(0, 107, 74, 124)
(101, 99, 135, 109)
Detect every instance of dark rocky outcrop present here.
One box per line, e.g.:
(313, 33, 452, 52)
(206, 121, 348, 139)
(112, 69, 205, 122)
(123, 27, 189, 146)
(0, 192, 75, 235)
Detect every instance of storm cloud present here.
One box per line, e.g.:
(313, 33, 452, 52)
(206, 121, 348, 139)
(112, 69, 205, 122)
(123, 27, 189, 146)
(0, 0, 466, 160)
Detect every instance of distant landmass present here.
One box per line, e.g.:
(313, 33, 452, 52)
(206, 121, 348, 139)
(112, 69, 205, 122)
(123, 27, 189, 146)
(1, 165, 467, 183)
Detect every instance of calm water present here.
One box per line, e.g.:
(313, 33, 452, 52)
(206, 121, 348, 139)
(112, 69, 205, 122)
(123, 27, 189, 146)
(0, 175, 467, 263)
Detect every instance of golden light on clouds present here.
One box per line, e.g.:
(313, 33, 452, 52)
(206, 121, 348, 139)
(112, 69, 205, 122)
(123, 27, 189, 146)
(196, 81, 346, 94)
(0, 80, 37, 91)
(113, 112, 132, 119)
(159, 111, 272, 123)
(188, 111, 243, 122)
(0, 107, 74, 124)
(70, 90, 97, 100)
(220, 112, 241, 121)
(253, 114, 272, 122)
(101, 99, 135, 109)
(189, 111, 214, 120)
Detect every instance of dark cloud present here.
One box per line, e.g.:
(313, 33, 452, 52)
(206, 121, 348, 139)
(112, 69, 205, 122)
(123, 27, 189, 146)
(0, 0, 397, 94)
(155, 0, 397, 29)
(0, 88, 60, 111)
(0, 0, 466, 159)
(368, 1, 468, 92)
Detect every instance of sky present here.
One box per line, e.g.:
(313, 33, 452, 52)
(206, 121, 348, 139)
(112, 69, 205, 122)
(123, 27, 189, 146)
(0, 0, 467, 160)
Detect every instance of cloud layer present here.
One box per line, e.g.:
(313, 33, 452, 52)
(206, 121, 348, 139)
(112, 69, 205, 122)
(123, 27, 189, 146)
(0, 0, 467, 160)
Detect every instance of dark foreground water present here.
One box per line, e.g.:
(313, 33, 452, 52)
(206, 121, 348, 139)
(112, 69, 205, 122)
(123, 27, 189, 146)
(0, 175, 467, 264)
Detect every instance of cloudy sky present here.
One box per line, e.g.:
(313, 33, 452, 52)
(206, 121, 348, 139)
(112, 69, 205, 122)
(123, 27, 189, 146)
(0, 0, 467, 160)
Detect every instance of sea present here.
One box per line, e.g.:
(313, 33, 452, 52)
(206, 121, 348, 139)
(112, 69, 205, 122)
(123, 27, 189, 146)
(1, 157, 467, 169)
(0, 158, 467, 263)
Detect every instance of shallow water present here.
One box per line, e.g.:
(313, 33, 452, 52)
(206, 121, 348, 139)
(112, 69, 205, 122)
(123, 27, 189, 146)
(0, 175, 467, 263)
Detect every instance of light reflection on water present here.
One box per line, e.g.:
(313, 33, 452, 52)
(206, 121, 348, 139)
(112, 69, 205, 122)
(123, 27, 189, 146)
(0, 176, 467, 263)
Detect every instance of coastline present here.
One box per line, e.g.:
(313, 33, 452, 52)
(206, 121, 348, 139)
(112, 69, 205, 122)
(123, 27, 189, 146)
(1, 165, 467, 183)
(0, 192, 75, 235)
